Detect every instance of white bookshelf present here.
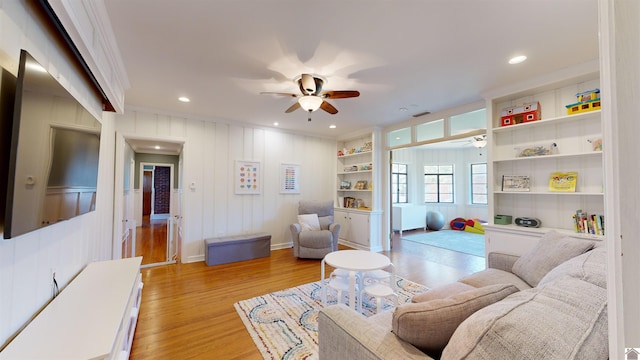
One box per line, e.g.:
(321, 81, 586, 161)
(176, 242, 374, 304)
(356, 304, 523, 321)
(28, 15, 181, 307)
(335, 132, 382, 251)
(485, 72, 604, 255)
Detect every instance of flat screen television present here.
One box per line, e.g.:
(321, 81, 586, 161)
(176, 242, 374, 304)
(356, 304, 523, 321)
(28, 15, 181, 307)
(3, 50, 102, 239)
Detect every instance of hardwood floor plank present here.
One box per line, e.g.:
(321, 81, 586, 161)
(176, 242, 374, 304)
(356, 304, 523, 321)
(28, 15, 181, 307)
(130, 231, 485, 359)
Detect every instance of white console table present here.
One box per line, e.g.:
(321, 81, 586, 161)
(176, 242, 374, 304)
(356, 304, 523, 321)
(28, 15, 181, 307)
(0, 257, 143, 360)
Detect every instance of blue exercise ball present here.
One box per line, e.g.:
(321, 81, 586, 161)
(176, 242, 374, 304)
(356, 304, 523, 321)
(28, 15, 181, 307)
(426, 211, 445, 230)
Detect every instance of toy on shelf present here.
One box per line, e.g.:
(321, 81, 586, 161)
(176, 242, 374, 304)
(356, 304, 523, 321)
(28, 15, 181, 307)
(565, 88, 601, 115)
(500, 102, 541, 126)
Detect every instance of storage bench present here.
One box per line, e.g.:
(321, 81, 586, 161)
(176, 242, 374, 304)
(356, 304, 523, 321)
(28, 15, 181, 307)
(205, 232, 271, 266)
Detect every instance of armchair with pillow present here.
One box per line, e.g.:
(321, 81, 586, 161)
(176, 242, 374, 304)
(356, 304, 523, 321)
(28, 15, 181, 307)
(290, 200, 340, 259)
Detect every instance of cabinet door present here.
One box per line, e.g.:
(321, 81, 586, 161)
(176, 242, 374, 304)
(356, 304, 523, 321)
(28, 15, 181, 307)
(349, 212, 370, 246)
(334, 210, 350, 240)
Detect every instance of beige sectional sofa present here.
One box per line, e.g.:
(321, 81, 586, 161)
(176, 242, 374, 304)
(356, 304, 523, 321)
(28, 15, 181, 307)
(318, 231, 608, 359)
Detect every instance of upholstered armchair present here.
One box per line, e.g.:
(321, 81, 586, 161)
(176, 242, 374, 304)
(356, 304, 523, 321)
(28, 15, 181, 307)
(290, 200, 340, 259)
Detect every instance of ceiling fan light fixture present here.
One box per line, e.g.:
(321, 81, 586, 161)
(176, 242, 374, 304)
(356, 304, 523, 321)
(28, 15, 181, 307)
(298, 95, 323, 112)
(472, 139, 487, 148)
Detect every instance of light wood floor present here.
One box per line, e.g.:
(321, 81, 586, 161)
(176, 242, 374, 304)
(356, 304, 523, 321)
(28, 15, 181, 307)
(130, 229, 485, 359)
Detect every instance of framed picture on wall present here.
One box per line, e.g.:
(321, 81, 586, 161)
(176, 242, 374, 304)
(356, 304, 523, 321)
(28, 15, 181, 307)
(235, 160, 261, 194)
(280, 163, 300, 194)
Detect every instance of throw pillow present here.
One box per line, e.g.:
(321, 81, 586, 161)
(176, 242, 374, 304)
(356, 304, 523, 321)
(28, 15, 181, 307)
(512, 231, 595, 287)
(297, 213, 320, 231)
(411, 281, 476, 303)
(538, 245, 606, 288)
(392, 283, 518, 353)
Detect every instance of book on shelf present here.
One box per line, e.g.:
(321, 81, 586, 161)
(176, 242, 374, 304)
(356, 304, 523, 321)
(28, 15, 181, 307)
(549, 171, 577, 192)
(343, 196, 356, 208)
(573, 210, 604, 235)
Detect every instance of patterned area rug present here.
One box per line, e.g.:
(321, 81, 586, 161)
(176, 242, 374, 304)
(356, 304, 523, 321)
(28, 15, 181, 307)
(234, 277, 428, 360)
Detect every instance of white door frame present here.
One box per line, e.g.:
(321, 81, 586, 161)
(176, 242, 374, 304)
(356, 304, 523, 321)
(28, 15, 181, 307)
(139, 162, 174, 222)
(112, 132, 185, 260)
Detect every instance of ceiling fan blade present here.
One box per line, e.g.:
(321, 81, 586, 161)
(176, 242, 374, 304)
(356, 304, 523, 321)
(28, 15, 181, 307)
(260, 91, 297, 97)
(285, 102, 301, 113)
(323, 90, 360, 99)
(320, 100, 338, 114)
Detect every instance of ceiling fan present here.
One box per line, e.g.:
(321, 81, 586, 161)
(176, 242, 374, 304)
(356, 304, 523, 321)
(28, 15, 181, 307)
(260, 74, 360, 121)
(470, 134, 487, 148)
(450, 134, 487, 148)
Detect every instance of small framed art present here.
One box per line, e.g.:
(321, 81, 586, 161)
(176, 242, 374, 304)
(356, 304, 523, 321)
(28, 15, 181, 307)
(502, 175, 531, 192)
(280, 163, 300, 194)
(235, 160, 261, 194)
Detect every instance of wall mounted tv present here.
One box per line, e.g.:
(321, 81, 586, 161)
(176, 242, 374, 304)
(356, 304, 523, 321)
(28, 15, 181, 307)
(3, 50, 102, 239)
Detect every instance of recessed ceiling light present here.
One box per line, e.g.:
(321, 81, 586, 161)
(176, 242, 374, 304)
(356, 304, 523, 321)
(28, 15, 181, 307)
(154, 145, 161, 150)
(329, 125, 336, 129)
(273, 122, 279, 126)
(509, 55, 527, 64)
(178, 96, 190, 102)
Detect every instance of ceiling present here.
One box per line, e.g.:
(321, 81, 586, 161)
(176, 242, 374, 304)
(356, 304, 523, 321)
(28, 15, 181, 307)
(103, 0, 599, 154)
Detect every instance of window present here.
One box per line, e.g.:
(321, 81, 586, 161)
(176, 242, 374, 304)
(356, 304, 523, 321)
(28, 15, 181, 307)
(471, 163, 488, 204)
(424, 165, 453, 203)
(392, 163, 408, 203)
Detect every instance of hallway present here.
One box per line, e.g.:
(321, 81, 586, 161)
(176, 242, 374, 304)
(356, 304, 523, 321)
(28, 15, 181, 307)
(135, 215, 168, 265)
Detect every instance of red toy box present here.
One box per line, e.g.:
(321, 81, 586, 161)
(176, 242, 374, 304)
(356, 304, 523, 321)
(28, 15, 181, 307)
(500, 102, 541, 126)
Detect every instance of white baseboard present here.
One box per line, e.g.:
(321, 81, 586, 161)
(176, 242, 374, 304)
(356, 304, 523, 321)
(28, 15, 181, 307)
(338, 239, 382, 252)
(185, 254, 204, 263)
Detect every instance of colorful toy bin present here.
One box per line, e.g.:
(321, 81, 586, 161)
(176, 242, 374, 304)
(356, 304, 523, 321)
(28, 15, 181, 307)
(500, 102, 541, 126)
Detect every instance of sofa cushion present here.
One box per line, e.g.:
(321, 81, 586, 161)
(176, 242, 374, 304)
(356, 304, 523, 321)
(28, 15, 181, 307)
(443, 277, 608, 360)
(392, 283, 518, 353)
(512, 231, 595, 287)
(298, 229, 332, 248)
(297, 213, 320, 231)
(538, 246, 606, 288)
(459, 268, 532, 291)
(412, 281, 476, 303)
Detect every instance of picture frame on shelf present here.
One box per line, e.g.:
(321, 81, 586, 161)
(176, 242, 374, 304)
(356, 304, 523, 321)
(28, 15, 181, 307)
(501, 175, 531, 192)
(354, 180, 368, 190)
(340, 180, 352, 190)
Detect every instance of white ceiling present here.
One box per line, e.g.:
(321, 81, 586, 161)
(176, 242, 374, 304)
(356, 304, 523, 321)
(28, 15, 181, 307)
(103, 0, 599, 154)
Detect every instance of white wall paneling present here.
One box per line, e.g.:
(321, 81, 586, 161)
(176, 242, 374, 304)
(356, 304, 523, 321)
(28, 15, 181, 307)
(113, 109, 336, 263)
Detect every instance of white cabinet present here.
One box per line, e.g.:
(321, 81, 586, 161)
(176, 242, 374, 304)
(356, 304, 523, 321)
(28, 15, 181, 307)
(335, 208, 382, 252)
(486, 71, 604, 255)
(0, 257, 143, 360)
(392, 204, 427, 235)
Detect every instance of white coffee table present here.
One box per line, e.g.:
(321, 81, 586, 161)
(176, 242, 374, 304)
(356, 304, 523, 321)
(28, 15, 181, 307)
(321, 250, 393, 311)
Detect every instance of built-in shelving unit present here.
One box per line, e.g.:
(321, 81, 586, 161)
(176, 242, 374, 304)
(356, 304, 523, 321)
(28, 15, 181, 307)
(485, 71, 604, 255)
(335, 132, 382, 251)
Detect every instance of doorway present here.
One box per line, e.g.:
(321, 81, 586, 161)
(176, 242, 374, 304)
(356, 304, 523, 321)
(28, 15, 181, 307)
(137, 162, 177, 266)
(113, 135, 184, 267)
